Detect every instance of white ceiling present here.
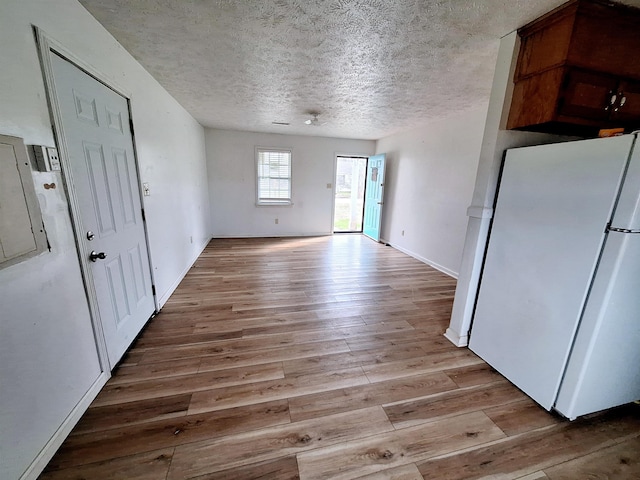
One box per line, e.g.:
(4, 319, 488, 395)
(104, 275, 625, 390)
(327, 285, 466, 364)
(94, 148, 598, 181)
(78, 0, 640, 140)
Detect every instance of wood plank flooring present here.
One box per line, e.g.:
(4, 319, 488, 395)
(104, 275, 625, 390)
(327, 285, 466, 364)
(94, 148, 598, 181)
(40, 235, 640, 479)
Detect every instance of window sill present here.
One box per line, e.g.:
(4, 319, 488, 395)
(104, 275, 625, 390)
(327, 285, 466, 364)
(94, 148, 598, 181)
(256, 201, 293, 207)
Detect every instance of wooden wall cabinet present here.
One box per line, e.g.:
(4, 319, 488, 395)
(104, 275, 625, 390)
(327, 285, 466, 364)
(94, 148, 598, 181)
(507, 0, 640, 135)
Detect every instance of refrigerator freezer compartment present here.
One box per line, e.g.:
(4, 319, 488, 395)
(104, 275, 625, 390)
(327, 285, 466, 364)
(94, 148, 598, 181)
(610, 139, 640, 231)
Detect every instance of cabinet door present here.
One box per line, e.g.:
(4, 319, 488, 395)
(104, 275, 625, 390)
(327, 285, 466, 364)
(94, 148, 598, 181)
(610, 79, 640, 123)
(558, 69, 618, 121)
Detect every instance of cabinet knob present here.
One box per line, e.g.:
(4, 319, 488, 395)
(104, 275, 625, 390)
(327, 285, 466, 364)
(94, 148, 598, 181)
(605, 92, 617, 111)
(613, 92, 627, 113)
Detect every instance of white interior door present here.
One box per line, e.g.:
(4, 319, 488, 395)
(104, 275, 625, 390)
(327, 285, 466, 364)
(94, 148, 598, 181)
(51, 53, 155, 367)
(363, 154, 386, 242)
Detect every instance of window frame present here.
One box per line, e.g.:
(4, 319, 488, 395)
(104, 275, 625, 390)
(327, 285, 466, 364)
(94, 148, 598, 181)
(255, 147, 293, 206)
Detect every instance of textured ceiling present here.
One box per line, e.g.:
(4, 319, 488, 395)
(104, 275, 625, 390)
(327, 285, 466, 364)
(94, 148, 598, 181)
(79, 0, 640, 140)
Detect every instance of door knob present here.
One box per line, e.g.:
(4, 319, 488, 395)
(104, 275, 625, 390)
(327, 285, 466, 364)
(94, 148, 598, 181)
(89, 251, 107, 262)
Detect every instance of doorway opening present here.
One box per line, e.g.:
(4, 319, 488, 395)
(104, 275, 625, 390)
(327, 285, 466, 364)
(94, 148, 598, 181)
(333, 156, 367, 233)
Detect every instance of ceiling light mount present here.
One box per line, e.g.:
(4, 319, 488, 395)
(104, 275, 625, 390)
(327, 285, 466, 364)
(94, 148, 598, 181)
(304, 111, 326, 126)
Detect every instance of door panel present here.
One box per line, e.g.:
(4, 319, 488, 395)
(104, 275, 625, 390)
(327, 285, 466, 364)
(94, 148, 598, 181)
(559, 69, 618, 120)
(114, 149, 137, 226)
(106, 255, 131, 324)
(85, 143, 117, 236)
(363, 154, 386, 242)
(51, 53, 155, 367)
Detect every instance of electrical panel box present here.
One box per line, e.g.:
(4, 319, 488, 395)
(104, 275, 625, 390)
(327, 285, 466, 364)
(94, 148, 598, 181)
(1, 135, 48, 268)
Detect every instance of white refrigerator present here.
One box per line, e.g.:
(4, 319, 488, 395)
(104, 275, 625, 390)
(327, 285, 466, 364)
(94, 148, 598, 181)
(469, 133, 640, 420)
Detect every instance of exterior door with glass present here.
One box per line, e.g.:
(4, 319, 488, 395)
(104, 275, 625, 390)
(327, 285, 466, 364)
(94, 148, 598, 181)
(363, 154, 386, 242)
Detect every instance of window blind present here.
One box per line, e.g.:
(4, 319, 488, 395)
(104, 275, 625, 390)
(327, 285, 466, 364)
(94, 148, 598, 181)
(257, 149, 291, 204)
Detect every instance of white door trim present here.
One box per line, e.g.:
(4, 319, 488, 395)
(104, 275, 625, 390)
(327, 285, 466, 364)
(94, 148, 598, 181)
(332, 151, 374, 234)
(34, 27, 158, 372)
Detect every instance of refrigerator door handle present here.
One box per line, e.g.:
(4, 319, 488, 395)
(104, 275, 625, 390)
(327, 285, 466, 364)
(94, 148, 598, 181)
(607, 226, 640, 234)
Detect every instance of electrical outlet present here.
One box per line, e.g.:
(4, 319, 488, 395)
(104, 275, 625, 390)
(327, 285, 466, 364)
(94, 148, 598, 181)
(326, 183, 332, 189)
(46, 147, 61, 171)
(190, 236, 193, 244)
(402, 230, 405, 236)
(275, 218, 279, 225)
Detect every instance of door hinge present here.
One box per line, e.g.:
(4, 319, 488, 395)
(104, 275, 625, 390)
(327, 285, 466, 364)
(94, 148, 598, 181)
(129, 118, 135, 134)
(151, 284, 156, 295)
(141, 208, 145, 221)
(608, 226, 640, 234)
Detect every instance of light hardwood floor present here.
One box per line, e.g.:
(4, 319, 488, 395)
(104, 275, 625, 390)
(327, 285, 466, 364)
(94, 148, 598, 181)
(41, 235, 640, 479)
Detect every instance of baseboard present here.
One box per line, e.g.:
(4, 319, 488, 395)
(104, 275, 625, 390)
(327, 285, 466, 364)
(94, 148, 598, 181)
(157, 237, 212, 307)
(20, 371, 109, 480)
(212, 232, 333, 238)
(381, 240, 458, 279)
(444, 327, 469, 347)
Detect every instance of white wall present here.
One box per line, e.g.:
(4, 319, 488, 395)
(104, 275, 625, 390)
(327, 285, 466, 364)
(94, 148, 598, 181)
(207, 129, 375, 237)
(375, 105, 488, 277)
(0, 1, 210, 478)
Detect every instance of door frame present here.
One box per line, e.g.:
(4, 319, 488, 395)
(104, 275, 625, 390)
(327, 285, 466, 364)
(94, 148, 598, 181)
(331, 152, 374, 234)
(34, 28, 158, 372)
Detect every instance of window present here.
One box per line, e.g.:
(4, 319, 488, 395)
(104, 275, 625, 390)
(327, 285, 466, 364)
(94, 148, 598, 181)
(256, 148, 292, 205)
